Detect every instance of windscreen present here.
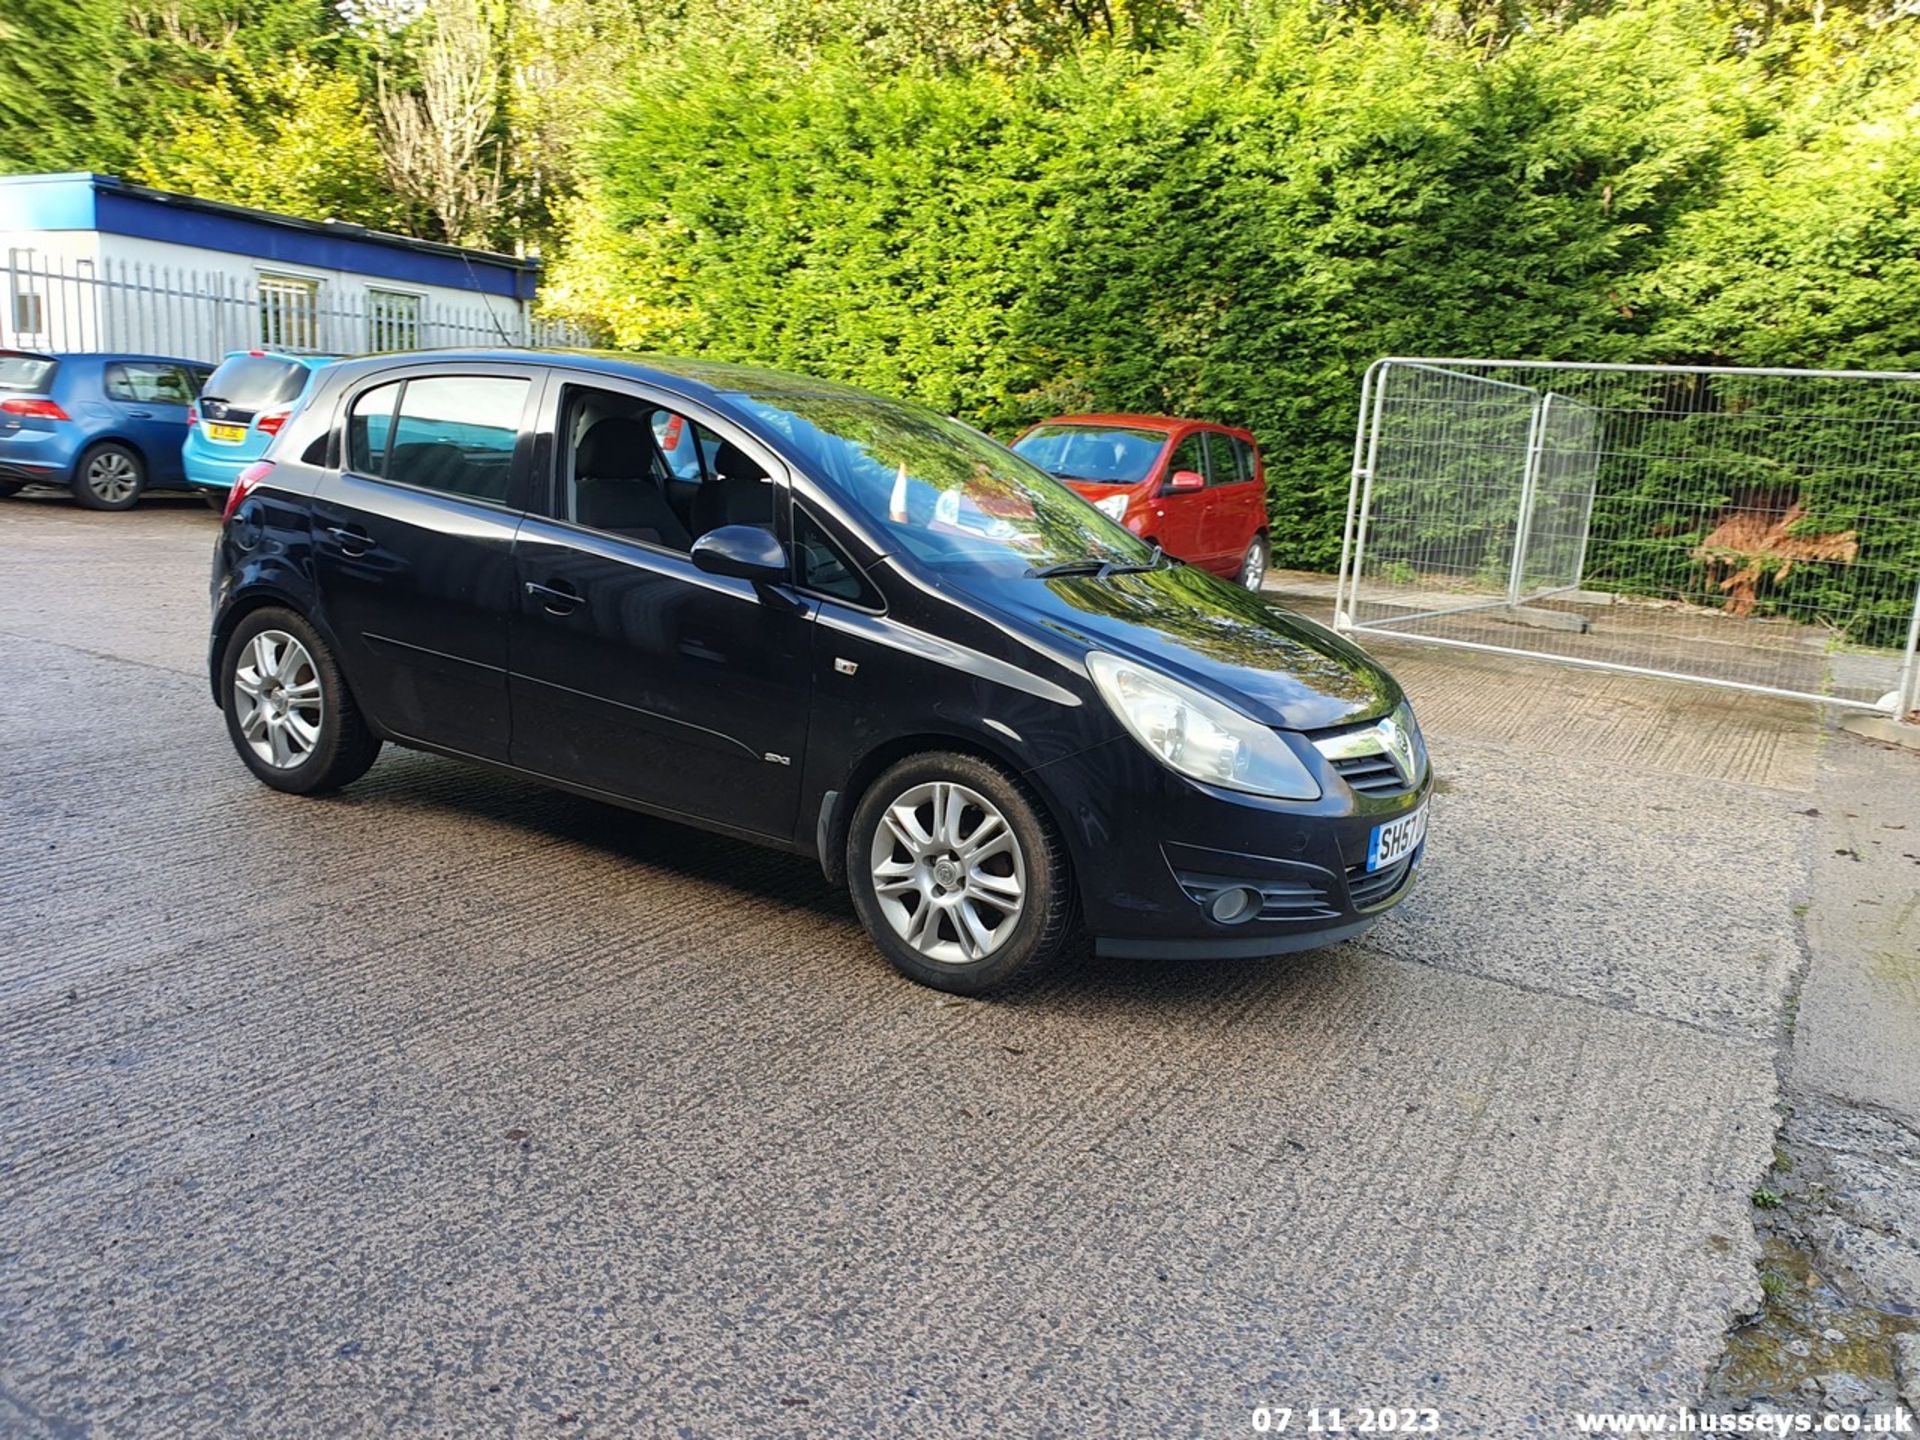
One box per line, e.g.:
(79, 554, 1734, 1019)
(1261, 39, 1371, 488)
(0, 355, 57, 393)
(724, 387, 1154, 578)
(1012, 424, 1168, 485)
(201, 355, 309, 414)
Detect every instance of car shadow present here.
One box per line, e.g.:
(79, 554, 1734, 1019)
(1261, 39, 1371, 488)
(345, 746, 852, 924)
(333, 745, 1350, 1007)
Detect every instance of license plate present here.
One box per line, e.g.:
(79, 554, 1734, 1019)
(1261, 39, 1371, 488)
(204, 422, 248, 444)
(1367, 803, 1427, 872)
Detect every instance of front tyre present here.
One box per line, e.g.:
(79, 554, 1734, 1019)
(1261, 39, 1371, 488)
(220, 607, 381, 795)
(847, 751, 1075, 994)
(71, 442, 146, 511)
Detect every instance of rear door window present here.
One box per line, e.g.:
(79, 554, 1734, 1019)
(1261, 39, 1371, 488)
(1203, 430, 1242, 486)
(105, 362, 196, 406)
(385, 376, 528, 505)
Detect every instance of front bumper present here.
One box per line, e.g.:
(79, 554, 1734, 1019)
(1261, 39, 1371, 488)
(1031, 734, 1431, 960)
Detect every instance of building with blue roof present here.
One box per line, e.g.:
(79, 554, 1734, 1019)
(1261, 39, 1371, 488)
(0, 173, 566, 362)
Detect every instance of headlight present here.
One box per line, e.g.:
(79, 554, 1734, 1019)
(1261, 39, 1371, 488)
(1094, 493, 1130, 521)
(1087, 652, 1322, 800)
(1392, 700, 1429, 780)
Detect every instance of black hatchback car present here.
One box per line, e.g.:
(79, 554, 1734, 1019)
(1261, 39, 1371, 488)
(209, 351, 1430, 992)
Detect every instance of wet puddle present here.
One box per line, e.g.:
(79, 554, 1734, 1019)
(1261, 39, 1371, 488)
(1709, 1233, 1918, 1409)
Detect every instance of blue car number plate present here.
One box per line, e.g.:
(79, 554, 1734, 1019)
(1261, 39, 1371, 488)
(1367, 804, 1427, 873)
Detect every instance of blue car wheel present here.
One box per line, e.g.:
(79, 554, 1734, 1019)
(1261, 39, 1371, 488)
(72, 442, 146, 512)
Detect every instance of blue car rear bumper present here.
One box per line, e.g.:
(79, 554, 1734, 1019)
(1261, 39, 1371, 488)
(182, 446, 255, 492)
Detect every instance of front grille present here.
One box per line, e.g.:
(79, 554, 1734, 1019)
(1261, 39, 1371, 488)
(1345, 853, 1417, 910)
(1172, 869, 1341, 922)
(1330, 752, 1412, 796)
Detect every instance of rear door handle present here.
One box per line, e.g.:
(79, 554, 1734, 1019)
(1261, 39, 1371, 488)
(525, 580, 582, 614)
(326, 525, 372, 556)
(125, 409, 153, 419)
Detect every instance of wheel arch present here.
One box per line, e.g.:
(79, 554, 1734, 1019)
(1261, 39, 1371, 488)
(816, 728, 1080, 890)
(69, 433, 150, 483)
(208, 585, 348, 707)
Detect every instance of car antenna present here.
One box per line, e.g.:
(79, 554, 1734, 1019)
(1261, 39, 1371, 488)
(458, 247, 521, 350)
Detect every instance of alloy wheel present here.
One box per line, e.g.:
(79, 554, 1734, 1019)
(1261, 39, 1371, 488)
(1241, 539, 1267, 591)
(86, 451, 140, 505)
(232, 629, 324, 769)
(868, 780, 1027, 966)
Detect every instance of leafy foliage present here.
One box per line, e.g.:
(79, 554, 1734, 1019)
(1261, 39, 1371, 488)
(547, 0, 1920, 600)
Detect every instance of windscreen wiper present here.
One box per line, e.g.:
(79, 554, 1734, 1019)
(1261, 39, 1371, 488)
(1027, 558, 1111, 578)
(1096, 545, 1169, 577)
(1030, 545, 1168, 580)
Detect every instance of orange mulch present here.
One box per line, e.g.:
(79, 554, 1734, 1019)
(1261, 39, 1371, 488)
(1693, 503, 1858, 616)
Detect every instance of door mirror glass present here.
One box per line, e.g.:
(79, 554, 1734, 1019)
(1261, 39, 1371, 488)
(1167, 469, 1205, 492)
(691, 524, 788, 583)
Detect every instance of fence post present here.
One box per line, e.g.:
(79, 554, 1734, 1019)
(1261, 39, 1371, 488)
(1507, 391, 1552, 608)
(1897, 573, 1920, 721)
(1340, 361, 1393, 630)
(1336, 360, 1384, 627)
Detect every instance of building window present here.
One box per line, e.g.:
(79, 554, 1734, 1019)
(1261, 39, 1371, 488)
(368, 290, 421, 352)
(8, 248, 43, 339)
(258, 273, 321, 351)
(12, 290, 43, 337)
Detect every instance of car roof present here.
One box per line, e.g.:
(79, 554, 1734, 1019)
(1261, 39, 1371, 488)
(214, 350, 341, 368)
(319, 348, 918, 409)
(1035, 413, 1184, 431)
(24, 351, 209, 367)
(1033, 412, 1260, 434)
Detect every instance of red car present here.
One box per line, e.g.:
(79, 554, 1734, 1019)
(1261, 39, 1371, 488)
(1011, 414, 1270, 589)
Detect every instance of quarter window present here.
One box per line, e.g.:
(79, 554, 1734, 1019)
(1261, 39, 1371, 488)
(368, 290, 421, 352)
(794, 506, 880, 607)
(1232, 435, 1258, 484)
(347, 382, 402, 476)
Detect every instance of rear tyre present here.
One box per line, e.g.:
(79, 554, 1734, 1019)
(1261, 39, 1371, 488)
(1239, 533, 1269, 591)
(71, 442, 146, 511)
(847, 751, 1075, 995)
(0, 480, 23, 499)
(220, 607, 381, 795)
(200, 489, 227, 512)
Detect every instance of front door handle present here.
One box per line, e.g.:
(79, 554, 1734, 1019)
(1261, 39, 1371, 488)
(525, 580, 582, 614)
(326, 525, 372, 556)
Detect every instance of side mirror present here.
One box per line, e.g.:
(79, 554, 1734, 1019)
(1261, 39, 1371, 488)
(691, 524, 788, 584)
(1166, 469, 1205, 493)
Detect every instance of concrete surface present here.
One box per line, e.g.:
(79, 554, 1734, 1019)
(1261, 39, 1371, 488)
(0, 496, 1833, 1436)
(1839, 712, 1920, 753)
(1795, 734, 1920, 1132)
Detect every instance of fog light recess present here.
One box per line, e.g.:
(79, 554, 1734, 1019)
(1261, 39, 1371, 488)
(1209, 886, 1261, 925)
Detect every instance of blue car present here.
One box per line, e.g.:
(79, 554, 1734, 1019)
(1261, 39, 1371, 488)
(0, 349, 214, 510)
(184, 351, 339, 502)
